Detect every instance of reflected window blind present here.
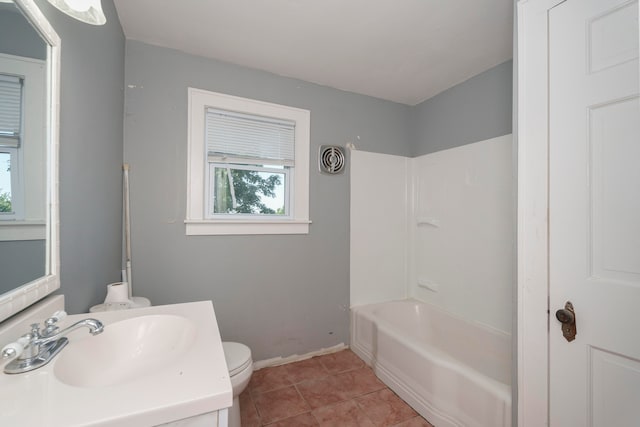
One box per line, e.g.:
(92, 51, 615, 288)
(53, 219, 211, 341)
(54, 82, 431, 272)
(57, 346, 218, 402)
(206, 108, 295, 166)
(0, 74, 23, 148)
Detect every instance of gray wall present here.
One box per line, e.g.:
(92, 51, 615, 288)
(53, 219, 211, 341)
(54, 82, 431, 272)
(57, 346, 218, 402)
(34, 0, 125, 313)
(124, 40, 412, 360)
(0, 6, 46, 60)
(411, 60, 513, 156)
(0, 240, 45, 294)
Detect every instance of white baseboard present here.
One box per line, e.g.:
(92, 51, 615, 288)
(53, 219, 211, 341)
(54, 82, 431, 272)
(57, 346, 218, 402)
(252, 343, 348, 370)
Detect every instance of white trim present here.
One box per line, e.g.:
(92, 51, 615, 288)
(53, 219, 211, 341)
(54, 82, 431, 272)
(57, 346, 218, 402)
(0, 147, 22, 220)
(252, 343, 347, 370)
(0, 53, 47, 226)
(186, 88, 310, 235)
(0, 0, 60, 323)
(0, 220, 45, 240)
(517, 0, 564, 425)
(185, 220, 311, 236)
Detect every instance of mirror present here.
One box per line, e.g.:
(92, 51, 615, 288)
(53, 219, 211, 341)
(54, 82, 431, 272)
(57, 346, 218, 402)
(0, 0, 60, 322)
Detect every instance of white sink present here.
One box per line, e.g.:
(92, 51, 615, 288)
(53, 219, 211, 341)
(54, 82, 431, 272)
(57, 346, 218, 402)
(0, 301, 232, 427)
(54, 314, 196, 387)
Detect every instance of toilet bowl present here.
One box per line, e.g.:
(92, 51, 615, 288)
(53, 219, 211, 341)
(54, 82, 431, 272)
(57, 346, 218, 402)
(222, 342, 253, 427)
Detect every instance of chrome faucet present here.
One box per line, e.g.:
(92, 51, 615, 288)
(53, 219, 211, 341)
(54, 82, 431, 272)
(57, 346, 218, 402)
(1, 311, 105, 374)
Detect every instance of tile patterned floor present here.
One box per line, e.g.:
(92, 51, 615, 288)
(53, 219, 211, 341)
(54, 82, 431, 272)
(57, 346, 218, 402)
(240, 349, 434, 427)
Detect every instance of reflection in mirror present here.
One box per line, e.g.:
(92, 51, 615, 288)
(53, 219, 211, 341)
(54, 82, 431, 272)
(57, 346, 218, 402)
(0, 0, 60, 321)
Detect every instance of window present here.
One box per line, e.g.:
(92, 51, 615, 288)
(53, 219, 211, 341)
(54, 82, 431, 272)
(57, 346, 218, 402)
(0, 74, 24, 220)
(186, 88, 310, 235)
(0, 54, 47, 241)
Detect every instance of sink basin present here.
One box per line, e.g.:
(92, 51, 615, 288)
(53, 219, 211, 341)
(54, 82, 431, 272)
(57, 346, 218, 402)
(54, 314, 196, 387)
(1, 300, 231, 426)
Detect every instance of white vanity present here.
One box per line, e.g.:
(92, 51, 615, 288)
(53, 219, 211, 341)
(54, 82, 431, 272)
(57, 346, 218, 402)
(0, 295, 232, 426)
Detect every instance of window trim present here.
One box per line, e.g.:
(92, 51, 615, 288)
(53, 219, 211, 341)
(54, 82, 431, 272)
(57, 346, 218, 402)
(186, 88, 310, 235)
(0, 72, 24, 221)
(0, 147, 23, 220)
(0, 53, 46, 240)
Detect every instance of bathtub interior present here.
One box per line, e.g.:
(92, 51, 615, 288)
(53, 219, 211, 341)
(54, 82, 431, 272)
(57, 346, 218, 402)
(364, 299, 510, 385)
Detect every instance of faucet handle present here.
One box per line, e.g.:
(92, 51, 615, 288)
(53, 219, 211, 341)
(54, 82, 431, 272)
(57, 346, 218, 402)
(43, 310, 67, 337)
(1, 337, 29, 360)
(45, 310, 67, 326)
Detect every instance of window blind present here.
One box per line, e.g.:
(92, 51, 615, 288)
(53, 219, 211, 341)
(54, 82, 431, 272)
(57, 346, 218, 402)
(206, 108, 295, 166)
(0, 74, 23, 148)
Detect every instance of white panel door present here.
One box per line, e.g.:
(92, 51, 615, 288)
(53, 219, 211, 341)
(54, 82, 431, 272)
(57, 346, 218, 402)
(549, 0, 640, 425)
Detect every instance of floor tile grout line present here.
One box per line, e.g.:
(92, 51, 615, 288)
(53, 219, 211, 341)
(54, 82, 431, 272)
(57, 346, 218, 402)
(244, 350, 432, 427)
(306, 404, 322, 427)
(248, 391, 265, 424)
(252, 386, 427, 427)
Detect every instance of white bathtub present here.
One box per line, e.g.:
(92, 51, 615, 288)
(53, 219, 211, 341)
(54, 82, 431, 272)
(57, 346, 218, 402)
(350, 299, 511, 427)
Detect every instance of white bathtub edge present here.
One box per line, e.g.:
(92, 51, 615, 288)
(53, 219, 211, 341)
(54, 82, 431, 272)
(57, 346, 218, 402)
(351, 324, 463, 427)
(351, 299, 511, 427)
(375, 359, 464, 427)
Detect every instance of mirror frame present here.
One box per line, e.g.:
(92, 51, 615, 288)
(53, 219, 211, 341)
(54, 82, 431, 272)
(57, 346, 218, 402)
(0, 0, 60, 322)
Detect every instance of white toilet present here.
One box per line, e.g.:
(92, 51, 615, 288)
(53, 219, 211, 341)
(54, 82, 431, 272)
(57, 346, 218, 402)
(222, 342, 253, 427)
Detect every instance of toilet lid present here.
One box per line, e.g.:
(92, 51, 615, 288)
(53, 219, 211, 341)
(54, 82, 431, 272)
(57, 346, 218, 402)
(222, 342, 252, 376)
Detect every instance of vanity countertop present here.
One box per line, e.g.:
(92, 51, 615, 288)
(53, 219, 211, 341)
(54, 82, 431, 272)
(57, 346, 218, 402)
(0, 300, 232, 426)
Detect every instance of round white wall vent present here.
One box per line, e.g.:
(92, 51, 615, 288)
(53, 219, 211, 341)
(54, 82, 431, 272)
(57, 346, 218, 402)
(319, 145, 346, 174)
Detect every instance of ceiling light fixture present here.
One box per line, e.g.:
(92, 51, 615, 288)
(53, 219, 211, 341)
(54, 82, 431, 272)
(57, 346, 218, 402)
(47, 0, 106, 25)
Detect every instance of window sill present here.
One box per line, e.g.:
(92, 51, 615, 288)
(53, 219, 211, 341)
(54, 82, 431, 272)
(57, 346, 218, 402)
(185, 219, 311, 236)
(0, 220, 46, 241)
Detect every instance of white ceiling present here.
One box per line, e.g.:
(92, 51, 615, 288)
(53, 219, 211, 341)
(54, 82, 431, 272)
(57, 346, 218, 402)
(113, 0, 513, 106)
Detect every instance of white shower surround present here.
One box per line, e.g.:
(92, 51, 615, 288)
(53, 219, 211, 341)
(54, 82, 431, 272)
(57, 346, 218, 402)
(350, 135, 514, 426)
(350, 134, 514, 334)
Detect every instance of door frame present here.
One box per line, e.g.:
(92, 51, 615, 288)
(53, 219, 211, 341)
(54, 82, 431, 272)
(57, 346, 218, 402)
(517, 0, 565, 425)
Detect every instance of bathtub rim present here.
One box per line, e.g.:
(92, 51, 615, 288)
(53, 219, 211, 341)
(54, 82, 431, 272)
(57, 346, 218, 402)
(351, 298, 511, 339)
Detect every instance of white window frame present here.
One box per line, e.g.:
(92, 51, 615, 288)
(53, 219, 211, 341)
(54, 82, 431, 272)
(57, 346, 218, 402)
(0, 147, 24, 220)
(0, 53, 46, 241)
(0, 72, 24, 221)
(186, 88, 310, 235)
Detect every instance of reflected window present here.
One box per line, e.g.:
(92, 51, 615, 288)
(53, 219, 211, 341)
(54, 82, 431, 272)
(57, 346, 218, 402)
(0, 73, 23, 219)
(0, 151, 13, 213)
